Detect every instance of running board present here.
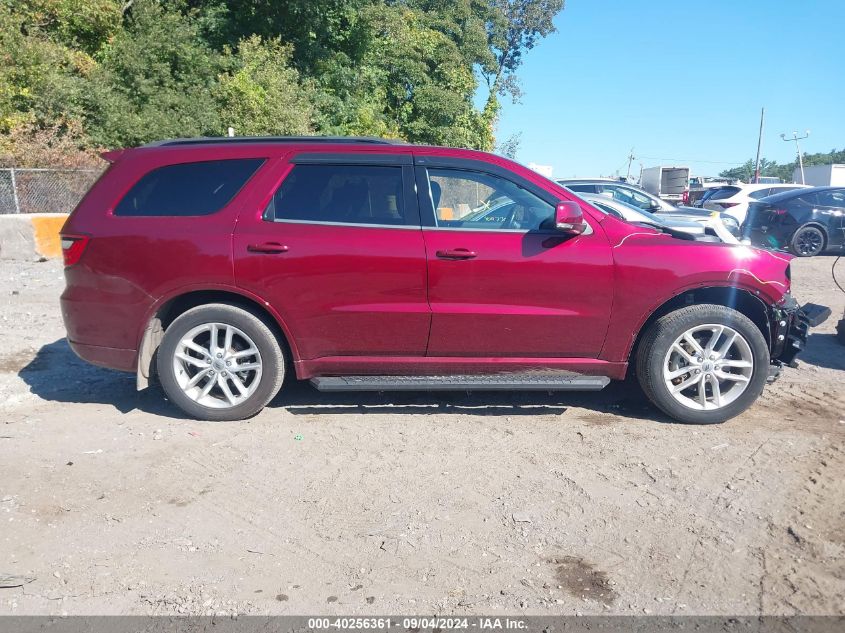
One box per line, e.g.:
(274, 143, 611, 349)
(310, 374, 611, 392)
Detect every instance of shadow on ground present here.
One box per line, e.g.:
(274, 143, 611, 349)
(17, 338, 178, 417)
(270, 378, 664, 422)
(801, 333, 845, 371)
(17, 338, 672, 423)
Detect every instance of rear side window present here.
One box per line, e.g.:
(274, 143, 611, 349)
(267, 164, 406, 226)
(114, 159, 264, 216)
(749, 188, 772, 199)
(816, 190, 845, 207)
(706, 186, 741, 201)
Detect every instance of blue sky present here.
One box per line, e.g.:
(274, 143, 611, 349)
(495, 0, 845, 179)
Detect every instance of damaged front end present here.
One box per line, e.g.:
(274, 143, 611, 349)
(768, 294, 831, 378)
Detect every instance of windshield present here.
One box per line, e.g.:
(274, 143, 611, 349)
(602, 184, 675, 212)
(585, 195, 666, 226)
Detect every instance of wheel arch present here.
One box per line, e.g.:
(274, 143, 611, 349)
(791, 221, 829, 247)
(136, 288, 297, 389)
(627, 286, 772, 373)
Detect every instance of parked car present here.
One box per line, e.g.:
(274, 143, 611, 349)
(574, 193, 715, 239)
(60, 137, 828, 424)
(699, 183, 808, 223)
(558, 179, 678, 212)
(742, 186, 845, 256)
(559, 179, 740, 236)
(686, 177, 736, 206)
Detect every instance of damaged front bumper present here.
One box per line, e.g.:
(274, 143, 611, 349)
(769, 295, 831, 371)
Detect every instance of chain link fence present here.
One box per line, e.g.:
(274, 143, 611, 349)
(0, 168, 103, 214)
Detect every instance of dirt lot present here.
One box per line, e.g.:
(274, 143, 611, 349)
(0, 255, 843, 617)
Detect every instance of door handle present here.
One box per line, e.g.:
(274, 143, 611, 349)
(436, 248, 477, 260)
(247, 242, 289, 254)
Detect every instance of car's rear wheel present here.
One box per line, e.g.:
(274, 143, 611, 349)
(636, 304, 769, 424)
(157, 304, 285, 421)
(789, 225, 825, 257)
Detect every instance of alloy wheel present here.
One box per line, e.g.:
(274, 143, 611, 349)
(662, 324, 754, 411)
(172, 322, 263, 409)
(795, 228, 823, 256)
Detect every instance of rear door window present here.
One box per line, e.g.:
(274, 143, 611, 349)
(705, 186, 741, 201)
(816, 190, 845, 208)
(267, 164, 407, 226)
(114, 158, 264, 216)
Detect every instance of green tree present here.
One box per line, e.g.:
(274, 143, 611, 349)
(483, 0, 565, 100)
(12, 0, 122, 55)
(481, 0, 564, 138)
(1, 0, 565, 156)
(0, 2, 89, 132)
(719, 149, 845, 183)
(84, 0, 223, 147)
(216, 36, 314, 136)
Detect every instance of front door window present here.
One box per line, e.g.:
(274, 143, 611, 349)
(427, 169, 555, 231)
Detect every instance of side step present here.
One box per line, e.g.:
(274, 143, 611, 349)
(310, 374, 611, 392)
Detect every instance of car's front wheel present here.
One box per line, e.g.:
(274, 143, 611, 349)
(157, 303, 285, 421)
(636, 304, 769, 424)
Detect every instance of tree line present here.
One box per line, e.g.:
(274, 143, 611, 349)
(719, 148, 845, 183)
(0, 0, 564, 167)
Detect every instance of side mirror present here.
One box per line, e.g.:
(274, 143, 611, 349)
(555, 201, 588, 234)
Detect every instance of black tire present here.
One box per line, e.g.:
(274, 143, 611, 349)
(789, 225, 825, 257)
(635, 304, 769, 424)
(157, 303, 285, 421)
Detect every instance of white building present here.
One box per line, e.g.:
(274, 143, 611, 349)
(794, 164, 845, 186)
(527, 163, 553, 178)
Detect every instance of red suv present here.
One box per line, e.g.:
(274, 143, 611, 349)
(60, 137, 829, 424)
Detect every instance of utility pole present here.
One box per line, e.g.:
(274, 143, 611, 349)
(753, 107, 764, 184)
(781, 130, 810, 184)
(625, 148, 635, 182)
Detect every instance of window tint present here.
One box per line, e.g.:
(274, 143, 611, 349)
(698, 189, 717, 203)
(591, 200, 625, 219)
(794, 193, 819, 206)
(564, 184, 599, 193)
(428, 169, 554, 231)
(706, 186, 741, 201)
(269, 164, 406, 225)
(749, 188, 772, 199)
(114, 159, 264, 216)
(816, 189, 845, 208)
(600, 185, 655, 210)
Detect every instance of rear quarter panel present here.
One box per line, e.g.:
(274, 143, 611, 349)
(61, 146, 279, 352)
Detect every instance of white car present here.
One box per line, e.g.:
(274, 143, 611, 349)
(578, 192, 740, 241)
(577, 192, 739, 242)
(701, 183, 808, 223)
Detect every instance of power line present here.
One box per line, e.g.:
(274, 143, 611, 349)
(637, 155, 747, 165)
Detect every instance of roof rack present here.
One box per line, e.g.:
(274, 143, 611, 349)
(143, 136, 406, 148)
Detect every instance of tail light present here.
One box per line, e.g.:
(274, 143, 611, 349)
(682, 191, 689, 205)
(717, 202, 739, 209)
(770, 208, 788, 216)
(60, 234, 90, 266)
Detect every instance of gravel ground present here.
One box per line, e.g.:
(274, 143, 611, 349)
(0, 255, 843, 616)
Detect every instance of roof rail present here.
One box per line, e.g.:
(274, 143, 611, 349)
(143, 136, 406, 148)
